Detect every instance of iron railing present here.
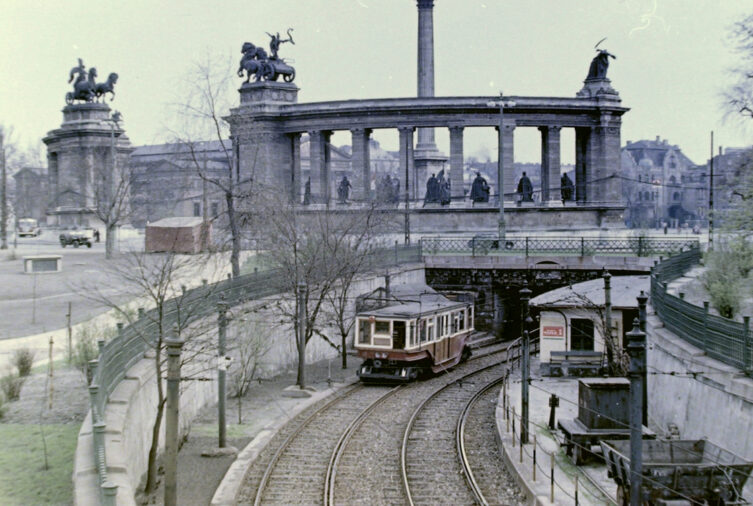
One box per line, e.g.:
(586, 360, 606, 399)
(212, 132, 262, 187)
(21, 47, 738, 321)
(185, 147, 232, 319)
(86, 242, 422, 504)
(651, 244, 753, 375)
(420, 236, 699, 257)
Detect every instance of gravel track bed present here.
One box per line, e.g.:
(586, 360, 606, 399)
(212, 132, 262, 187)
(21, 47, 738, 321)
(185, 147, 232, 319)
(463, 382, 526, 505)
(331, 351, 514, 505)
(238, 385, 392, 505)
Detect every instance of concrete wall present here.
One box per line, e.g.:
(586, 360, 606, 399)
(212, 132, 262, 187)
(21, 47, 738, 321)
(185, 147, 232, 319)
(647, 312, 753, 498)
(74, 263, 425, 505)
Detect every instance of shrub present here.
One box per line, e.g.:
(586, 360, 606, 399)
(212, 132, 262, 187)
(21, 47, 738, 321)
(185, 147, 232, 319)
(703, 247, 745, 318)
(12, 348, 35, 377)
(0, 373, 24, 401)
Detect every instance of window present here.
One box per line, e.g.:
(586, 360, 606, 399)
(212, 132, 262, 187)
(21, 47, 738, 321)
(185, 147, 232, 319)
(451, 313, 458, 334)
(419, 319, 427, 343)
(393, 321, 405, 349)
(427, 317, 435, 341)
(459, 310, 465, 331)
(358, 319, 371, 345)
(374, 320, 390, 334)
(193, 202, 201, 217)
(570, 318, 594, 351)
(469, 306, 474, 328)
(409, 321, 416, 347)
(211, 202, 219, 217)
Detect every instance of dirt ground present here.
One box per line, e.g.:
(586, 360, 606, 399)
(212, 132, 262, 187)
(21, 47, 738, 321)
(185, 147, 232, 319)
(2, 367, 89, 424)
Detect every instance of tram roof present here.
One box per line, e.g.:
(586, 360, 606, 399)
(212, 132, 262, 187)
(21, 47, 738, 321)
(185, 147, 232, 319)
(358, 284, 468, 318)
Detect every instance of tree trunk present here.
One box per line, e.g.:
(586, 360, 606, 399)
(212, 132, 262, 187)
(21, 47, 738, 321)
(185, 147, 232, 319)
(341, 333, 347, 369)
(105, 222, 117, 260)
(226, 190, 240, 278)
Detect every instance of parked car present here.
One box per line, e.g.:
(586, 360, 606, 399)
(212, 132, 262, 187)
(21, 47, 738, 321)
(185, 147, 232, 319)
(17, 218, 41, 237)
(59, 228, 93, 248)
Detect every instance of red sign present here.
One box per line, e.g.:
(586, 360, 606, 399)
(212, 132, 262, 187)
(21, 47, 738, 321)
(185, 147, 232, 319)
(542, 326, 564, 337)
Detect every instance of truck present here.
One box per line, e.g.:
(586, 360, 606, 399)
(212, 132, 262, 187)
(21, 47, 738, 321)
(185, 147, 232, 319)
(17, 218, 41, 237)
(59, 228, 93, 248)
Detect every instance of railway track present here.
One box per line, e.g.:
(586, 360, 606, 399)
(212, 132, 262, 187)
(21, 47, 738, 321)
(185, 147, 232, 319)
(237, 343, 523, 505)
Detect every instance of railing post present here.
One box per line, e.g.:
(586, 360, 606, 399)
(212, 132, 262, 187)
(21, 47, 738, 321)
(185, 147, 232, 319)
(87, 359, 98, 385)
(102, 481, 118, 506)
(88, 384, 100, 422)
(138, 307, 145, 320)
(164, 328, 185, 506)
(703, 301, 710, 354)
(580, 237, 585, 257)
(638, 236, 644, 257)
(744, 316, 751, 374)
(116, 322, 124, 339)
(525, 236, 529, 257)
(471, 237, 476, 257)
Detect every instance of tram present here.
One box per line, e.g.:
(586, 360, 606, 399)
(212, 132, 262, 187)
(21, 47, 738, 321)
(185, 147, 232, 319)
(354, 288, 474, 382)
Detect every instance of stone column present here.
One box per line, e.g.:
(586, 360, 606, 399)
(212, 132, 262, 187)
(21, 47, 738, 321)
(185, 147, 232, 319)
(308, 131, 325, 204)
(496, 124, 515, 202)
(416, 0, 436, 151)
(399, 127, 415, 202)
(575, 127, 589, 203)
(351, 128, 371, 201)
(290, 133, 302, 204)
(539, 126, 561, 202)
(449, 125, 465, 201)
(323, 131, 332, 204)
(592, 118, 622, 204)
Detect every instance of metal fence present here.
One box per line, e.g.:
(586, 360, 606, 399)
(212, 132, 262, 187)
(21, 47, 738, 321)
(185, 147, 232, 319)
(651, 244, 753, 375)
(420, 236, 699, 257)
(86, 243, 422, 504)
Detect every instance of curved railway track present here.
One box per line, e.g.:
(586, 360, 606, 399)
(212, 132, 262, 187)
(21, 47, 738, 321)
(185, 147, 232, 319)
(237, 343, 524, 505)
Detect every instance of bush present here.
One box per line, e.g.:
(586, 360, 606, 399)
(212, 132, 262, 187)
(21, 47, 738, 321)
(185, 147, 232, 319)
(12, 348, 35, 377)
(71, 321, 117, 381)
(0, 373, 24, 402)
(703, 247, 745, 318)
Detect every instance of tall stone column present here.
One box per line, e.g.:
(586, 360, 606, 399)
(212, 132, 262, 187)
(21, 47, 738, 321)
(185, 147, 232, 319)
(351, 128, 371, 201)
(449, 125, 464, 200)
(592, 119, 622, 204)
(496, 124, 515, 202)
(539, 126, 561, 202)
(323, 131, 332, 204)
(290, 133, 302, 204)
(575, 127, 590, 203)
(308, 131, 325, 204)
(399, 127, 415, 201)
(414, 0, 446, 185)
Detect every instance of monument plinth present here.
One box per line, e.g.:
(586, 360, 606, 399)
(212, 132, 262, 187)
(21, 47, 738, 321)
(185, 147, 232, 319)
(576, 77, 620, 100)
(239, 81, 299, 105)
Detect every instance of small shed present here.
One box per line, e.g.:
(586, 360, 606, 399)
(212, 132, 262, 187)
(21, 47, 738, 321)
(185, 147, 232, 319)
(145, 217, 211, 254)
(530, 275, 649, 375)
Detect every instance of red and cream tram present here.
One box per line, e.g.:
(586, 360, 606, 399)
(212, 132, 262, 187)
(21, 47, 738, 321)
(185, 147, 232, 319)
(355, 291, 474, 382)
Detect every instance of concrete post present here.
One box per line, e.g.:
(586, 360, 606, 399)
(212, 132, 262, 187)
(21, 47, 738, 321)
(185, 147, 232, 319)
(636, 290, 648, 426)
(291, 133, 302, 204)
(519, 282, 532, 445)
(351, 128, 371, 201)
(626, 318, 646, 506)
(217, 297, 228, 448)
(164, 327, 185, 506)
(449, 125, 465, 200)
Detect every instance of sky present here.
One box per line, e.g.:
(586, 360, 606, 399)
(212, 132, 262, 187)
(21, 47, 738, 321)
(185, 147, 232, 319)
(1, 0, 751, 166)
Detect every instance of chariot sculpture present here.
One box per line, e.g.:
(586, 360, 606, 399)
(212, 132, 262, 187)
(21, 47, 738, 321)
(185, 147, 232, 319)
(66, 58, 118, 104)
(238, 28, 296, 83)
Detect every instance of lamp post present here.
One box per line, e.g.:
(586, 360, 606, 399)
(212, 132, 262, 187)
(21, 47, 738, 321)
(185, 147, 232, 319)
(487, 94, 516, 240)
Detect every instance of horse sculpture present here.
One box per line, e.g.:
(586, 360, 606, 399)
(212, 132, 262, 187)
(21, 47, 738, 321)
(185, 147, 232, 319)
(238, 42, 266, 83)
(95, 73, 118, 102)
(66, 67, 98, 104)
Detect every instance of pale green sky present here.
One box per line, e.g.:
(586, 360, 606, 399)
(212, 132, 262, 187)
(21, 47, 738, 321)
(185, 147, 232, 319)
(1, 0, 750, 165)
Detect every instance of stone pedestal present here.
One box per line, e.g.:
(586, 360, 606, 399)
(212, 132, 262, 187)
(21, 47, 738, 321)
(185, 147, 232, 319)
(239, 81, 299, 105)
(576, 78, 619, 99)
(43, 103, 132, 227)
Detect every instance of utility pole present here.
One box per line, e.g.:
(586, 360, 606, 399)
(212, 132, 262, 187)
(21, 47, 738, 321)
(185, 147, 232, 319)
(604, 271, 613, 371)
(636, 290, 648, 426)
(708, 131, 714, 251)
(519, 281, 532, 445)
(164, 327, 184, 506)
(487, 93, 516, 240)
(67, 302, 73, 365)
(626, 318, 646, 506)
(297, 283, 307, 389)
(217, 296, 228, 449)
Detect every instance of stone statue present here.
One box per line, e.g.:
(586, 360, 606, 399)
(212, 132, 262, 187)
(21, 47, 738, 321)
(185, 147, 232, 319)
(437, 169, 451, 205)
(586, 48, 616, 80)
(470, 172, 490, 203)
(424, 173, 439, 205)
(267, 28, 294, 60)
(337, 176, 352, 203)
(560, 173, 574, 203)
(65, 58, 118, 104)
(237, 31, 296, 83)
(517, 172, 534, 202)
(303, 177, 311, 205)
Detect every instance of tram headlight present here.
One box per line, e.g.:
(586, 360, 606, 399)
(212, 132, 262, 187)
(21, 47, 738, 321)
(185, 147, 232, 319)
(401, 368, 407, 377)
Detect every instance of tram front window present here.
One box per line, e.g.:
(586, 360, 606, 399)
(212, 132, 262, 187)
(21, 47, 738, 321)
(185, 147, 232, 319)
(392, 321, 406, 349)
(358, 318, 371, 345)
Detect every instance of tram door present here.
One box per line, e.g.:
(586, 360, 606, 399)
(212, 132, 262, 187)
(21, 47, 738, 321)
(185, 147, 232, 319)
(393, 321, 406, 350)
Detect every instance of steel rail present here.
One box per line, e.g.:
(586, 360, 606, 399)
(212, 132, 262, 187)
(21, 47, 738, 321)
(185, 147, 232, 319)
(324, 385, 403, 506)
(252, 383, 367, 506)
(400, 343, 520, 506)
(456, 374, 508, 506)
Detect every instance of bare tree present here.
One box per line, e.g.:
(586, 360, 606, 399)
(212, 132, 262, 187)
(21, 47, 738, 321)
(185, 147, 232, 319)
(253, 193, 389, 387)
(725, 13, 753, 120)
(170, 54, 255, 277)
(78, 250, 224, 494)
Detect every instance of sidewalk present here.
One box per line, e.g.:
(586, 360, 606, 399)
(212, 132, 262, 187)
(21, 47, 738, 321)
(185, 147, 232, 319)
(496, 357, 617, 505)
